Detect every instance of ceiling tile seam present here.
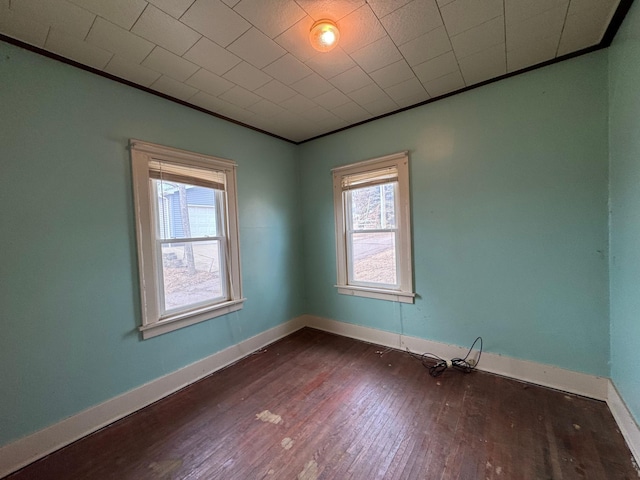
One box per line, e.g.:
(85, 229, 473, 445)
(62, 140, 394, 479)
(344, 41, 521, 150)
(448, 12, 504, 44)
(450, 19, 506, 61)
(82, 12, 98, 43)
(176, 0, 197, 21)
(357, 1, 427, 102)
(375, 0, 414, 20)
(128, 2, 150, 35)
(555, 1, 572, 57)
(412, 0, 465, 92)
(227, 2, 280, 41)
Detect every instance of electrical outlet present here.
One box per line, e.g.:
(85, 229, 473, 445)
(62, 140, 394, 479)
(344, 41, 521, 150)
(468, 358, 476, 367)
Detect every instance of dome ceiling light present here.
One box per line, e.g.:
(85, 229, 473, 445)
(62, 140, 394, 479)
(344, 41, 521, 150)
(309, 19, 340, 53)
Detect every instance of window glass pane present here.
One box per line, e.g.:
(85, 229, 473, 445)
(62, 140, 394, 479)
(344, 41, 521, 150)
(154, 179, 218, 240)
(161, 240, 224, 312)
(350, 183, 396, 230)
(350, 232, 397, 285)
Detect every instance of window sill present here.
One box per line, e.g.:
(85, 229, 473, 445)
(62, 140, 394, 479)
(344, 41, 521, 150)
(139, 299, 246, 339)
(335, 285, 415, 304)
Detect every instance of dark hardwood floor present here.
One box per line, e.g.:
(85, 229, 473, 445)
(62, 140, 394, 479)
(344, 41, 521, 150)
(6, 328, 637, 479)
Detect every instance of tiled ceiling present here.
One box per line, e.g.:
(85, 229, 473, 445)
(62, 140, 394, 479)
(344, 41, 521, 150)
(0, 0, 628, 142)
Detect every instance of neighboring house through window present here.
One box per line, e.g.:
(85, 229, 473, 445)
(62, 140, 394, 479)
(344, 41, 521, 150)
(130, 140, 244, 339)
(332, 152, 414, 303)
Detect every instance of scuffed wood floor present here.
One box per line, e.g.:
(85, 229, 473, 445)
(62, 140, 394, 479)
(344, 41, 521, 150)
(6, 328, 637, 479)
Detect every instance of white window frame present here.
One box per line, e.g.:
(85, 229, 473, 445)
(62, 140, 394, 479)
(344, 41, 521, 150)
(130, 139, 244, 339)
(332, 152, 414, 303)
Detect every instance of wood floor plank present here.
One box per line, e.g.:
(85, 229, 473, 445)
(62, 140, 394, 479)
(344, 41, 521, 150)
(5, 328, 637, 480)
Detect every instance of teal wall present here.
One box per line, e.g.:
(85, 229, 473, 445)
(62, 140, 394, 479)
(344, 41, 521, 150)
(300, 52, 611, 377)
(0, 41, 304, 446)
(609, 0, 640, 423)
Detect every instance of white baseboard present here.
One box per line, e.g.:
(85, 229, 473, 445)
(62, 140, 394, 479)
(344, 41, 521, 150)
(302, 315, 609, 400)
(607, 381, 640, 466)
(0, 317, 306, 479)
(2, 315, 637, 478)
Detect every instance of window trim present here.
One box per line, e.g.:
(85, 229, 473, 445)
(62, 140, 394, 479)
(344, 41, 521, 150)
(130, 139, 244, 339)
(332, 151, 414, 304)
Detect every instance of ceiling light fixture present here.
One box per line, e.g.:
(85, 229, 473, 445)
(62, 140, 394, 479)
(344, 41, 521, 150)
(309, 19, 340, 52)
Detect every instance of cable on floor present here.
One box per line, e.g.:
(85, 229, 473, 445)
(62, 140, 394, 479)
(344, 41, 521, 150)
(408, 336, 483, 377)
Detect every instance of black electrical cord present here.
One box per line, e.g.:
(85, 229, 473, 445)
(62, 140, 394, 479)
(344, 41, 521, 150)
(411, 337, 483, 377)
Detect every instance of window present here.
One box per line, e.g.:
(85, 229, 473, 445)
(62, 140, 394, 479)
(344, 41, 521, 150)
(130, 140, 244, 339)
(332, 152, 414, 303)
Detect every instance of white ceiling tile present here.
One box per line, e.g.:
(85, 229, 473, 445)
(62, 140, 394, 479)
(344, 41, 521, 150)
(507, 44, 554, 72)
(506, 5, 565, 71)
(0, 4, 49, 47)
(367, 0, 413, 17)
(422, 68, 465, 96)
(440, 0, 504, 36)
(458, 43, 506, 85)
(227, 28, 286, 69)
(350, 36, 403, 73)
(131, 5, 201, 56)
(224, 61, 273, 90)
(222, 108, 256, 125)
(384, 77, 428, 102)
(451, 16, 504, 59)
(332, 101, 372, 122)
(295, 0, 365, 21)
(291, 73, 334, 98)
(247, 99, 285, 117)
(395, 91, 431, 107)
(189, 90, 226, 110)
(141, 47, 199, 82)
(274, 16, 318, 62)
(104, 55, 161, 87)
(45, 28, 113, 69)
(219, 85, 262, 107)
(68, 0, 146, 30)
(506, 5, 565, 51)
(233, 0, 307, 38)
(304, 47, 357, 79)
(152, 75, 199, 100)
(183, 37, 241, 76)
(299, 105, 335, 122)
(381, 0, 443, 46)
(86, 18, 154, 64)
(338, 4, 387, 53)
(330, 65, 374, 93)
(263, 54, 313, 85)
(314, 116, 349, 131)
(14, 0, 95, 39)
(254, 80, 298, 102)
(505, 0, 568, 25)
(147, 0, 196, 18)
(361, 96, 398, 116)
(557, 0, 619, 55)
(399, 26, 452, 66)
(566, 0, 619, 16)
(181, 0, 250, 47)
(370, 60, 415, 88)
(280, 94, 318, 113)
(348, 83, 388, 105)
(199, 94, 256, 121)
(314, 88, 352, 109)
(413, 51, 459, 84)
(186, 68, 235, 96)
